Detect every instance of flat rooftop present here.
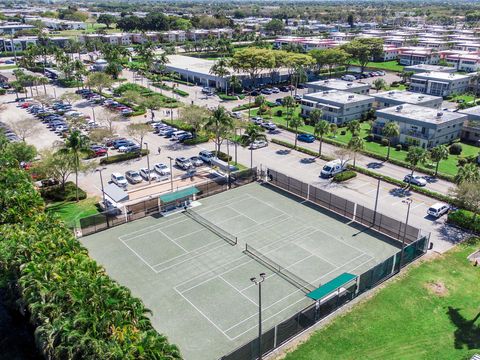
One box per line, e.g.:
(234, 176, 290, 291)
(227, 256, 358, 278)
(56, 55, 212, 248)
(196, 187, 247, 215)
(307, 79, 370, 91)
(404, 64, 455, 72)
(459, 105, 480, 116)
(412, 71, 471, 81)
(304, 90, 373, 104)
(373, 90, 442, 104)
(166, 54, 222, 75)
(377, 103, 466, 124)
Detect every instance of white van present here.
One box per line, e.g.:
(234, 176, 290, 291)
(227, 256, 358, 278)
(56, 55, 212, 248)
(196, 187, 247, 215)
(342, 75, 356, 81)
(427, 203, 449, 218)
(321, 160, 346, 178)
(172, 130, 188, 140)
(111, 172, 128, 188)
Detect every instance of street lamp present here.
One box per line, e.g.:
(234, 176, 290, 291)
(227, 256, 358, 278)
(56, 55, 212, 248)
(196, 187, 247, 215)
(399, 197, 413, 268)
(95, 167, 109, 227)
(251, 273, 266, 360)
(168, 156, 174, 191)
(144, 142, 151, 185)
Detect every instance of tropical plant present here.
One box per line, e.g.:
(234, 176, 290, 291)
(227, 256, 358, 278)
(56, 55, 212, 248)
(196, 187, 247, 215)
(290, 117, 305, 149)
(382, 121, 400, 160)
(373, 78, 386, 92)
(283, 95, 296, 129)
(455, 163, 480, 184)
(429, 144, 449, 176)
(314, 119, 329, 157)
(406, 146, 428, 177)
(348, 135, 364, 166)
(346, 120, 361, 136)
(209, 58, 230, 94)
(204, 106, 234, 152)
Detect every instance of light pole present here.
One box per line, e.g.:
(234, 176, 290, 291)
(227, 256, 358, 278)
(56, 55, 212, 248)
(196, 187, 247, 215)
(168, 156, 174, 191)
(399, 197, 412, 269)
(95, 167, 109, 227)
(372, 177, 381, 224)
(91, 105, 96, 125)
(234, 127, 238, 165)
(144, 142, 151, 185)
(250, 141, 254, 170)
(251, 273, 266, 360)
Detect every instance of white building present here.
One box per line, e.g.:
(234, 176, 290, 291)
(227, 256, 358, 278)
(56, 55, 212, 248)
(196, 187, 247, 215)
(373, 90, 443, 109)
(403, 64, 456, 74)
(300, 90, 374, 125)
(373, 104, 466, 148)
(306, 79, 371, 95)
(398, 47, 440, 66)
(409, 72, 472, 96)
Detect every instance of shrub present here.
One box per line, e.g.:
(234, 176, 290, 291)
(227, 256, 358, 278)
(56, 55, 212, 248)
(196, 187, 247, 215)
(340, 130, 346, 136)
(162, 119, 194, 132)
(217, 93, 238, 101)
(276, 110, 283, 117)
(402, 143, 409, 151)
(213, 150, 232, 162)
(0, 89, 6, 95)
(366, 134, 373, 142)
(57, 79, 83, 88)
(232, 103, 259, 112)
(457, 158, 467, 167)
(183, 134, 209, 145)
(40, 181, 86, 202)
(449, 143, 463, 155)
(174, 88, 188, 97)
(448, 209, 480, 234)
(100, 149, 149, 165)
(332, 170, 357, 182)
(395, 144, 402, 151)
(381, 138, 389, 146)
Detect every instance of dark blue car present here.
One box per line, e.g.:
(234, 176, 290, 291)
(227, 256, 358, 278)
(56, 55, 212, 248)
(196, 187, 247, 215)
(297, 134, 315, 143)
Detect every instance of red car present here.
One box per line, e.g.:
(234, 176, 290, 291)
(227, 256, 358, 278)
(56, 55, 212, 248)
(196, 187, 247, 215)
(90, 145, 108, 157)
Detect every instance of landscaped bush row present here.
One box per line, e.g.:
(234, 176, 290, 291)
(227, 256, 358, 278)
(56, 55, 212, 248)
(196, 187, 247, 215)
(100, 149, 149, 165)
(152, 83, 189, 97)
(0, 162, 180, 359)
(183, 135, 209, 145)
(333, 170, 357, 182)
(232, 101, 276, 112)
(218, 93, 239, 101)
(448, 209, 480, 234)
(40, 181, 87, 202)
(162, 119, 195, 132)
(213, 150, 232, 162)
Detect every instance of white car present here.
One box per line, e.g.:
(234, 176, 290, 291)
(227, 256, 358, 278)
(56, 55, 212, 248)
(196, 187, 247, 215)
(175, 156, 193, 170)
(154, 163, 171, 176)
(427, 203, 449, 218)
(189, 156, 204, 167)
(249, 139, 268, 149)
(111, 172, 128, 188)
(403, 174, 427, 187)
(139, 168, 158, 181)
(250, 116, 263, 125)
(261, 121, 276, 131)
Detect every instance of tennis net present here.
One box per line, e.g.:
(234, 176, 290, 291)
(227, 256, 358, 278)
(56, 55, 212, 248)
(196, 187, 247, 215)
(244, 244, 316, 294)
(184, 209, 237, 246)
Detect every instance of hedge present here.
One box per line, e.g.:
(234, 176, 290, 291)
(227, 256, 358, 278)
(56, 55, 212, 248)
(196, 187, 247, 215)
(218, 93, 239, 101)
(56, 79, 83, 88)
(271, 137, 456, 205)
(213, 150, 232, 162)
(0, 157, 180, 359)
(448, 209, 480, 234)
(333, 170, 357, 182)
(40, 181, 87, 202)
(183, 134, 209, 145)
(100, 149, 149, 165)
(162, 119, 195, 132)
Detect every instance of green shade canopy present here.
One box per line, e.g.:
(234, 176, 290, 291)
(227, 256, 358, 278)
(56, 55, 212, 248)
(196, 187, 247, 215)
(159, 187, 199, 204)
(307, 273, 357, 301)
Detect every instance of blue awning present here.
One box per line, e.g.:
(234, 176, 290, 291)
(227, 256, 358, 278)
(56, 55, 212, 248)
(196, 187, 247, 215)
(307, 273, 357, 300)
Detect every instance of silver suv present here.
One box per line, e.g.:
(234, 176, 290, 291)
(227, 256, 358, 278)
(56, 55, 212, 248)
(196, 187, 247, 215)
(175, 157, 193, 170)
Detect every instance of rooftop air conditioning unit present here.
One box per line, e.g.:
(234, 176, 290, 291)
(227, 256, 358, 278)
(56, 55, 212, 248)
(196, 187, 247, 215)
(418, 95, 424, 99)
(347, 83, 352, 87)
(437, 111, 443, 117)
(396, 105, 403, 112)
(388, 91, 395, 95)
(348, 94, 355, 99)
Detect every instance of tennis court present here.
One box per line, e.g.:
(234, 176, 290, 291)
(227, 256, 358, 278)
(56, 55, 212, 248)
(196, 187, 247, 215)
(80, 182, 401, 360)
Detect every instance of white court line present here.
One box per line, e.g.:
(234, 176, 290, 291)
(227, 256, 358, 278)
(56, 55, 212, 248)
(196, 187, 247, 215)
(120, 238, 158, 273)
(219, 275, 258, 307)
(157, 229, 188, 252)
(174, 287, 234, 341)
(314, 253, 373, 283)
(293, 242, 340, 268)
(235, 213, 291, 236)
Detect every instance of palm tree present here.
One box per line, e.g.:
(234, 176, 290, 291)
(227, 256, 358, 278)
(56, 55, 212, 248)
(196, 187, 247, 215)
(61, 130, 90, 202)
(455, 163, 480, 184)
(382, 121, 400, 160)
(346, 120, 361, 137)
(429, 144, 449, 176)
(330, 123, 338, 138)
(406, 146, 428, 177)
(314, 119, 329, 156)
(290, 117, 305, 149)
(373, 78, 386, 92)
(309, 108, 323, 124)
(204, 106, 234, 153)
(283, 95, 296, 129)
(229, 75, 242, 97)
(348, 135, 364, 166)
(209, 58, 230, 95)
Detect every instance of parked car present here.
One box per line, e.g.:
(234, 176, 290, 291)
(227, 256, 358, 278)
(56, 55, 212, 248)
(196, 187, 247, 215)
(90, 145, 107, 157)
(250, 90, 260, 96)
(111, 172, 128, 188)
(199, 150, 215, 164)
(271, 87, 280, 93)
(175, 156, 193, 170)
(178, 133, 194, 142)
(125, 170, 143, 184)
(279, 86, 289, 92)
(121, 144, 140, 153)
(294, 94, 302, 101)
(403, 174, 427, 187)
(321, 159, 346, 178)
(261, 88, 273, 95)
(427, 203, 449, 218)
(297, 133, 315, 143)
(139, 168, 158, 181)
(249, 139, 268, 149)
(250, 116, 263, 125)
(189, 156, 204, 167)
(261, 121, 276, 131)
(154, 163, 170, 176)
(171, 130, 189, 141)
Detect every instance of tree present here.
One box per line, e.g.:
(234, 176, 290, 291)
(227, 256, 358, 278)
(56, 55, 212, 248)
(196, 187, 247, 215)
(314, 119, 329, 157)
(4, 141, 37, 164)
(105, 62, 123, 80)
(60, 91, 81, 105)
(61, 130, 90, 202)
(330, 123, 338, 138)
(290, 117, 305, 149)
(11, 118, 38, 141)
(137, 41, 158, 72)
(37, 149, 76, 191)
(265, 19, 285, 35)
(429, 145, 449, 176)
(254, 95, 266, 107)
(243, 122, 266, 145)
(346, 120, 361, 137)
(382, 121, 400, 160)
(373, 78, 386, 92)
(406, 146, 428, 177)
(283, 95, 296, 129)
(401, 71, 415, 84)
(209, 58, 230, 94)
(348, 135, 364, 166)
(229, 75, 242, 96)
(342, 38, 384, 73)
(204, 106, 234, 153)
(450, 181, 480, 220)
(179, 105, 210, 134)
(97, 14, 116, 29)
(127, 123, 150, 152)
(140, 96, 165, 120)
(347, 14, 355, 28)
(455, 163, 480, 184)
(85, 72, 114, 95)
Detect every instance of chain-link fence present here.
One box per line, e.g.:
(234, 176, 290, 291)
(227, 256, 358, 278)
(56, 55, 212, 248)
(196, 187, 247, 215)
(79, 168, 257, 237)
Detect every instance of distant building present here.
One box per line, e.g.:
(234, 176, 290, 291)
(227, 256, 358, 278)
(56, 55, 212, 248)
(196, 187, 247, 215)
(373, 104, 466, 148)
(300, 90, 374, 125)
(458, 105, 480, 145)
(306, 79, 370, 95)
(0, 23, 35, 34)
(403, 64, 456, 74)
(409, 72, 471, 96)
(373, 90, 443, 109)
(398, 47, 440, 66)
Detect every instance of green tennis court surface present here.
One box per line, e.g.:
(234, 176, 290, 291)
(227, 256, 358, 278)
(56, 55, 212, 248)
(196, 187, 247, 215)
(80, 182, 400, 360)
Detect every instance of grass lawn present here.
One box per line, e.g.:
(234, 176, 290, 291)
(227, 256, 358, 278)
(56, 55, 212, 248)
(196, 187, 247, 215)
(45, 197, 99, 228)
(351, 60, 404, 72)
(448, 93, 476, 104)
(0, 65, 18, 70)
(253, 106, 480, 177)
(285, 238, 480, 360)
